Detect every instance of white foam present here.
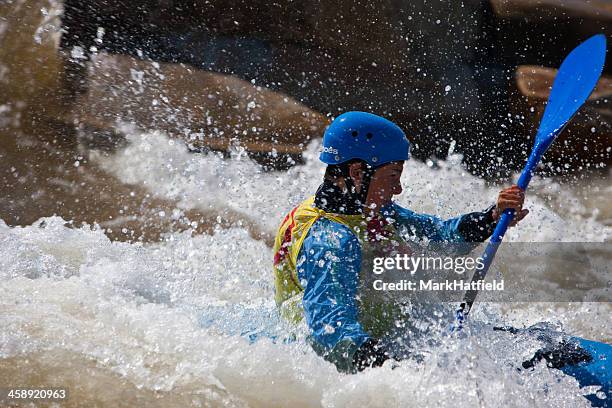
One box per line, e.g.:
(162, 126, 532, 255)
(1, 130, 609, 406)
(0, 219, 595, 406)
(94, 130, 610, 242)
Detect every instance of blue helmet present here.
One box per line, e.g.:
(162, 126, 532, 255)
(319, 111, 410, 167)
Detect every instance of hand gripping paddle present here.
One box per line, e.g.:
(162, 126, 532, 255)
(455, 34, 607, 329)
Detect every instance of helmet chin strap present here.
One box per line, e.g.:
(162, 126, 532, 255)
(315, 160, 379, 215)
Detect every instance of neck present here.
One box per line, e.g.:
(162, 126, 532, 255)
(314, 178, 364, 215)
(363, 205, 378, 219)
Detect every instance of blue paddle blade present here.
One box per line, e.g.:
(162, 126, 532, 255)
(535, 34, 607, 151)
(456, 35, 607, 322)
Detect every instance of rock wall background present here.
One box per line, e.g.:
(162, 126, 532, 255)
(2, 0, 611, 242)
(58, 0, 612, 174)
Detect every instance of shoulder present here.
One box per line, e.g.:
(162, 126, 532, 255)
(305, 217, 360, 251)
(299, 218, 362, 273)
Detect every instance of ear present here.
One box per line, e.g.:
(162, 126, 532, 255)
(348, 162, 364, 192)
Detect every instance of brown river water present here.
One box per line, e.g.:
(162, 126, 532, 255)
(1, 2, 610, 407)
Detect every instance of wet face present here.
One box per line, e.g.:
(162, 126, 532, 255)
(365, 162, 404, 210)
(348, 161, 404, 211)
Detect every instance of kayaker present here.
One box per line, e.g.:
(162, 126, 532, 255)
(272, 111, 528, 372)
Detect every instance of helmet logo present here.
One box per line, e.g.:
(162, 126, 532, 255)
(322, 145, 339, 155)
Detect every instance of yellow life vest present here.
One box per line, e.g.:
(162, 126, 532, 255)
(272, 196, 405, 325)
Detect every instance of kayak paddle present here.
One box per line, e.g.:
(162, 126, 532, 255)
(455, 34, 607, 329)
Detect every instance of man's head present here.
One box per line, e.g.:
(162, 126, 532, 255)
(320, 112, 410, 212)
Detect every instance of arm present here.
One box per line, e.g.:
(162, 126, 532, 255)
(456, 204, 497, 242)
(385, 184, 529, 244)
(297, 218, 389, 372)
(384, 202, 496, 243)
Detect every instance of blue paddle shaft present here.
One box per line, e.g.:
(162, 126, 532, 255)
(491, 140, 554, 243)
(456, 34, 607, 322)
(458, 137, 563, 316)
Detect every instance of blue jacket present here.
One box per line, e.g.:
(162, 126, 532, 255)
(295, 202, 495, 369)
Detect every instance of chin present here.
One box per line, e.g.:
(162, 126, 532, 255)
(379, 199, 393, 208)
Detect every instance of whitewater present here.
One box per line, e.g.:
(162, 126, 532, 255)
(1, 129, 610, 407)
